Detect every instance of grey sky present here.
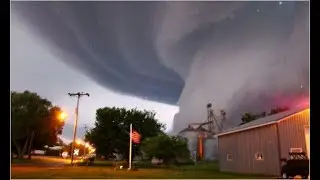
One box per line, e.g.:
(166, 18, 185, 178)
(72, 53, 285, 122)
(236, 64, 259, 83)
(11, 1, 309, 139)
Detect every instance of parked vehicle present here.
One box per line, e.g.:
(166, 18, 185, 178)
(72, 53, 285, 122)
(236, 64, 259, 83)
(280, 152, 309, 179)
(32, 150, 46, 155)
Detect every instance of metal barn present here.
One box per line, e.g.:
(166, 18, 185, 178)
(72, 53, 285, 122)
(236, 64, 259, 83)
(216, 106, 310, 176)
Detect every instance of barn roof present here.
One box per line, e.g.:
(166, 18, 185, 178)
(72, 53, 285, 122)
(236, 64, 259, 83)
(196, 126, 209, 132)
(217, 105, 309, 137)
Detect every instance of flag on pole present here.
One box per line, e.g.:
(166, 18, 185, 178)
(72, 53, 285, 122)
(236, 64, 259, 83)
(131, 130, 141, 144)
(128, 124, 141, 170)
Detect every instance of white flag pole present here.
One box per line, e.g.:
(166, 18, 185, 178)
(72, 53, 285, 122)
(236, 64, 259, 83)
(128, 123, 133, 170)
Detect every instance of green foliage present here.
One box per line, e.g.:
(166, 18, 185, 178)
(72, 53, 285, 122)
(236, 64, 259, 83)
(240, 112, 257, 124)
(141, 134, 190, 164)
(85, 107, 165, 159)
(11, 90, 65, 158)
(56, 137, 66, 147)
(11, 91, 51, 139)
(32, 106, 65, 149)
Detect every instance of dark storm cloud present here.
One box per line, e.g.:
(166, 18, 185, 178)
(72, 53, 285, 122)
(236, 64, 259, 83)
(11, 1, 309, 132)
(10, 1, 246, 105)
(11, 1, 185, 104)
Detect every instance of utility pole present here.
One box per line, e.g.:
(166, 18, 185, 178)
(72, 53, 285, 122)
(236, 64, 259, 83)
(68, 92, 89, 165)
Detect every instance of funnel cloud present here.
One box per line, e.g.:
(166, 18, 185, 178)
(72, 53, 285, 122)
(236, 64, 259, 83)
(11, 1, 309, 134)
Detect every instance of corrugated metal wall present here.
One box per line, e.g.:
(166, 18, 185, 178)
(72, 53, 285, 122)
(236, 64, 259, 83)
(218, 124, 281, 175)
(277, 109, 310, 159)
(218, 108, 310, 176)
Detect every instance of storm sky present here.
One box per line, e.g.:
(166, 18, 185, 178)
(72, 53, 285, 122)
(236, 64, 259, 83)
(11, 1, 309, 141)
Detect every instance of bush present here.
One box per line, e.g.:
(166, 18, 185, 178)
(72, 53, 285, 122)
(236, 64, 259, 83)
(141, 134, 191, 165)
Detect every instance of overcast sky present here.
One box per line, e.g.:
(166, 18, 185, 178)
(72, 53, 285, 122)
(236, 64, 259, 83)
(11, 1, 309, 142)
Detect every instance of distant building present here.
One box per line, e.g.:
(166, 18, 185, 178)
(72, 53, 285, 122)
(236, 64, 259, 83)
(216, 106, 310, 176)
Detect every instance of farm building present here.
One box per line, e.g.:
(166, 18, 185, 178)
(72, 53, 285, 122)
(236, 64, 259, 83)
(178, 104, 225, 161)
(216, 106, 310, 176)
(178, 125, 218, 161)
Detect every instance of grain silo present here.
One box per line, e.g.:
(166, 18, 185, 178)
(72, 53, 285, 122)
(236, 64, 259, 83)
(204, 135, 218, 160)
(178, 125, 199, 158)
(178, 103, 225, 161)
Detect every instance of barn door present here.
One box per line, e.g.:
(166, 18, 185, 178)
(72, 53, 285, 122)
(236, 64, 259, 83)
(304, 125, 310, 158)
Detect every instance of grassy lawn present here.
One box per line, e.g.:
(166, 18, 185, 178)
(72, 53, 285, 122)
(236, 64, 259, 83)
(11, 158, 50, 165)
(11, 160, 272, 179)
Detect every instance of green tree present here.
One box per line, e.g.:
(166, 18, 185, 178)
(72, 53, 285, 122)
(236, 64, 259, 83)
(240, 112, 257, 125)
(11, 91, 65, 159)
(141, 134, 190, 164)
(31, 106, 65, 150)
(85, 107, 165, 160)
(56, 137, 66, 147)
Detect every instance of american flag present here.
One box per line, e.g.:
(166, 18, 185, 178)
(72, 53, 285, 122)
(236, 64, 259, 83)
(131, 130, 141, 144)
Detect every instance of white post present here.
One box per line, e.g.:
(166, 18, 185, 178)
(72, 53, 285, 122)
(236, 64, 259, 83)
(128, 123, 133, 170)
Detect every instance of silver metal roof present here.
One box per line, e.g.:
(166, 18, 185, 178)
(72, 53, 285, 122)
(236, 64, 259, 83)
(178, 126, 197, 133)
(178, 125, 209, 133)
(217, 105, 309, 137)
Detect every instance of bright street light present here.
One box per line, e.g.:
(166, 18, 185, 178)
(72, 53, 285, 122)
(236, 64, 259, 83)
(85, 143, 90, 148)
(58, 112, 67, 121)
(76, 139, 83, 145)
(90, 148, 96, 153)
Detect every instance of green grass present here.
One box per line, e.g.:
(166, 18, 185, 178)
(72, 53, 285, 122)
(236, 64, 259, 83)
(11, 158, 49, 165)
(11, 160, 272, 179)
(94, 160, 115, 166)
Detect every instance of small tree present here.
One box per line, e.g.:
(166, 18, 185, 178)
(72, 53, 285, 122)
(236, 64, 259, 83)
(85, 107, 165, 159)
(141, 134, 190, 165)
(240, 112, 257, 125)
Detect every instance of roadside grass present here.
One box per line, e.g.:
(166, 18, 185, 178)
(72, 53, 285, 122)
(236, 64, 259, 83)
(11, 160, 273, 179)
(11, 158, 48, 165)
(12, 156, 70, 166)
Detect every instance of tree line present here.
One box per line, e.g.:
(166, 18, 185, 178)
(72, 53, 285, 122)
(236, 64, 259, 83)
(11, 90, 191, 164)
(11, 90, 292, 164)
(240, 106, 290, 125)
(85, 107, 191, 164)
